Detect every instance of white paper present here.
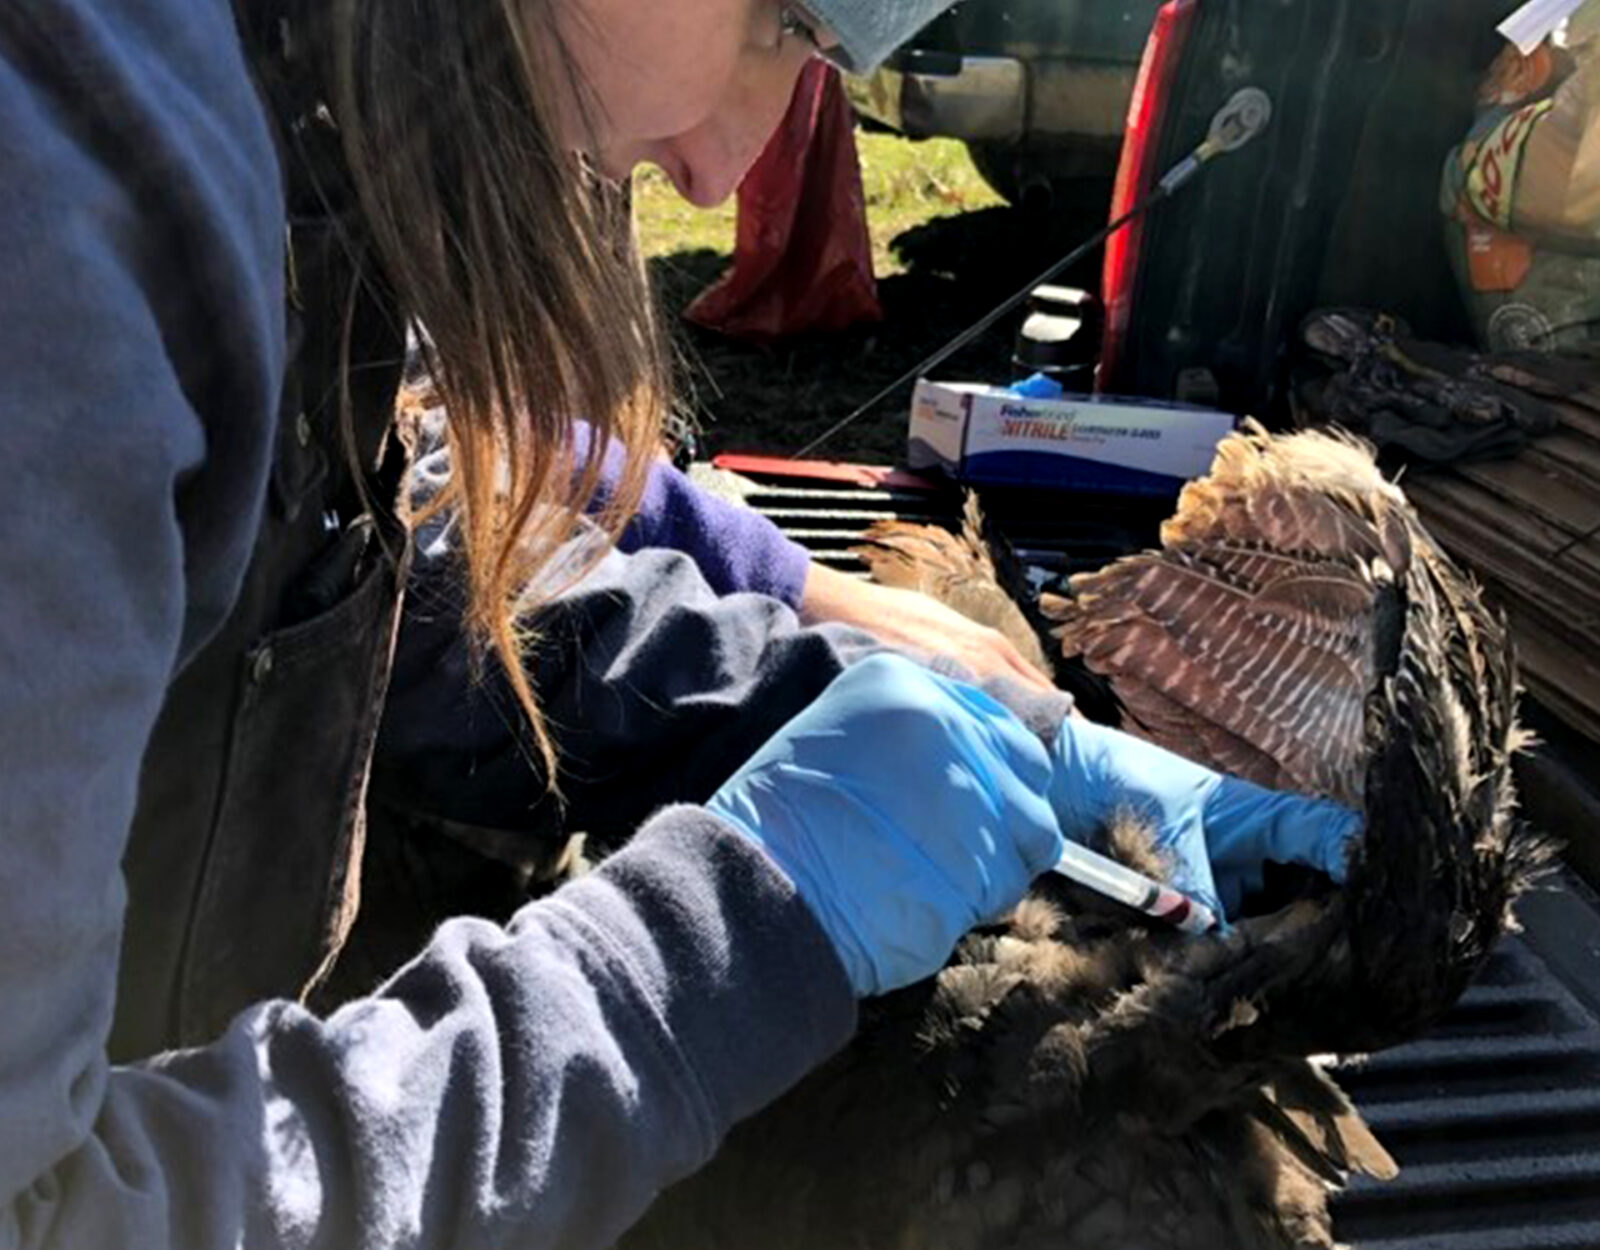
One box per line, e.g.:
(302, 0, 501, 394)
(1499, 0, 1592, 54)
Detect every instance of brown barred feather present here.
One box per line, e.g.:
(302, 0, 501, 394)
(1042, 425, 1413, 807)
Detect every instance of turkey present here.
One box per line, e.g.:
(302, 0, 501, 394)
(617, 422, 1550, 1250)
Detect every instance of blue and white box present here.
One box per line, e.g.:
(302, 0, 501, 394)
(907, 380, 1236, 496)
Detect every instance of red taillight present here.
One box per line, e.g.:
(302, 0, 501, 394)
(1099, 0, 1198, 392)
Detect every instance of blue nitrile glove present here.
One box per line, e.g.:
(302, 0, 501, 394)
(1047, 717, 1362, 921)
(1009, 372, 1066, 400)
(706, 654, 1067, 997)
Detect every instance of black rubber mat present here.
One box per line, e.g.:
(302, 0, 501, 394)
(1334, 882, 1600, 1250)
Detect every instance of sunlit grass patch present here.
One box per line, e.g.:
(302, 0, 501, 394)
(632, 133, 1002, 276)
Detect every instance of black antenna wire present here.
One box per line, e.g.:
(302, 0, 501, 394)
(789, 87, 1275, 462)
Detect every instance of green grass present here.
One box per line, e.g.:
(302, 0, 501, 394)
(632, 133, 1003, 276)
(631, 169, 739, 263)
(856, 134, 1005, 273)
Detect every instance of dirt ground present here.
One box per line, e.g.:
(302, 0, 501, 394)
(649, 182, 1114, 465)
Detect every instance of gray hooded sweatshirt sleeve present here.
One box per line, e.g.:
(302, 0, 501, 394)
(0, 4, 865, 1248)
(0, 4, 1079, 1249)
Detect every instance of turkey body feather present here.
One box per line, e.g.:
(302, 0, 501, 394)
(854, 491, 1056, 679)
(618, 423, 1549, 1250)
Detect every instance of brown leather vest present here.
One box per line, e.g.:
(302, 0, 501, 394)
(110, 28, 411, 1059)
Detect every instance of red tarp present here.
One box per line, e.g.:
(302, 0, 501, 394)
(685, 60, 883, 340)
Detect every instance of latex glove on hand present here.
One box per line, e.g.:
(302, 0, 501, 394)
(706, 653, 1066, 997)
(1047, 716, 1363, 922)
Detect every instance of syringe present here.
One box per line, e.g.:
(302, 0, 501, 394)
(1047, 839, 1219, 935)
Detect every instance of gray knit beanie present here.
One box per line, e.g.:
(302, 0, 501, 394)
(803, 0, 958, 72)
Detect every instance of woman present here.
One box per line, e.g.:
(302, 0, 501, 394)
(0, 2, 1358, 1247)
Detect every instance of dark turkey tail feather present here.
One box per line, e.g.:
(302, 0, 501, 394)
(1334, 536, 1554, 1048)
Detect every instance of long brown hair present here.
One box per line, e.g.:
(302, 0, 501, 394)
(322, 0, 668, 780)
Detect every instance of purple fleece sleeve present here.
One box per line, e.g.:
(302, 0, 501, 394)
(572, 422, 811, 607)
